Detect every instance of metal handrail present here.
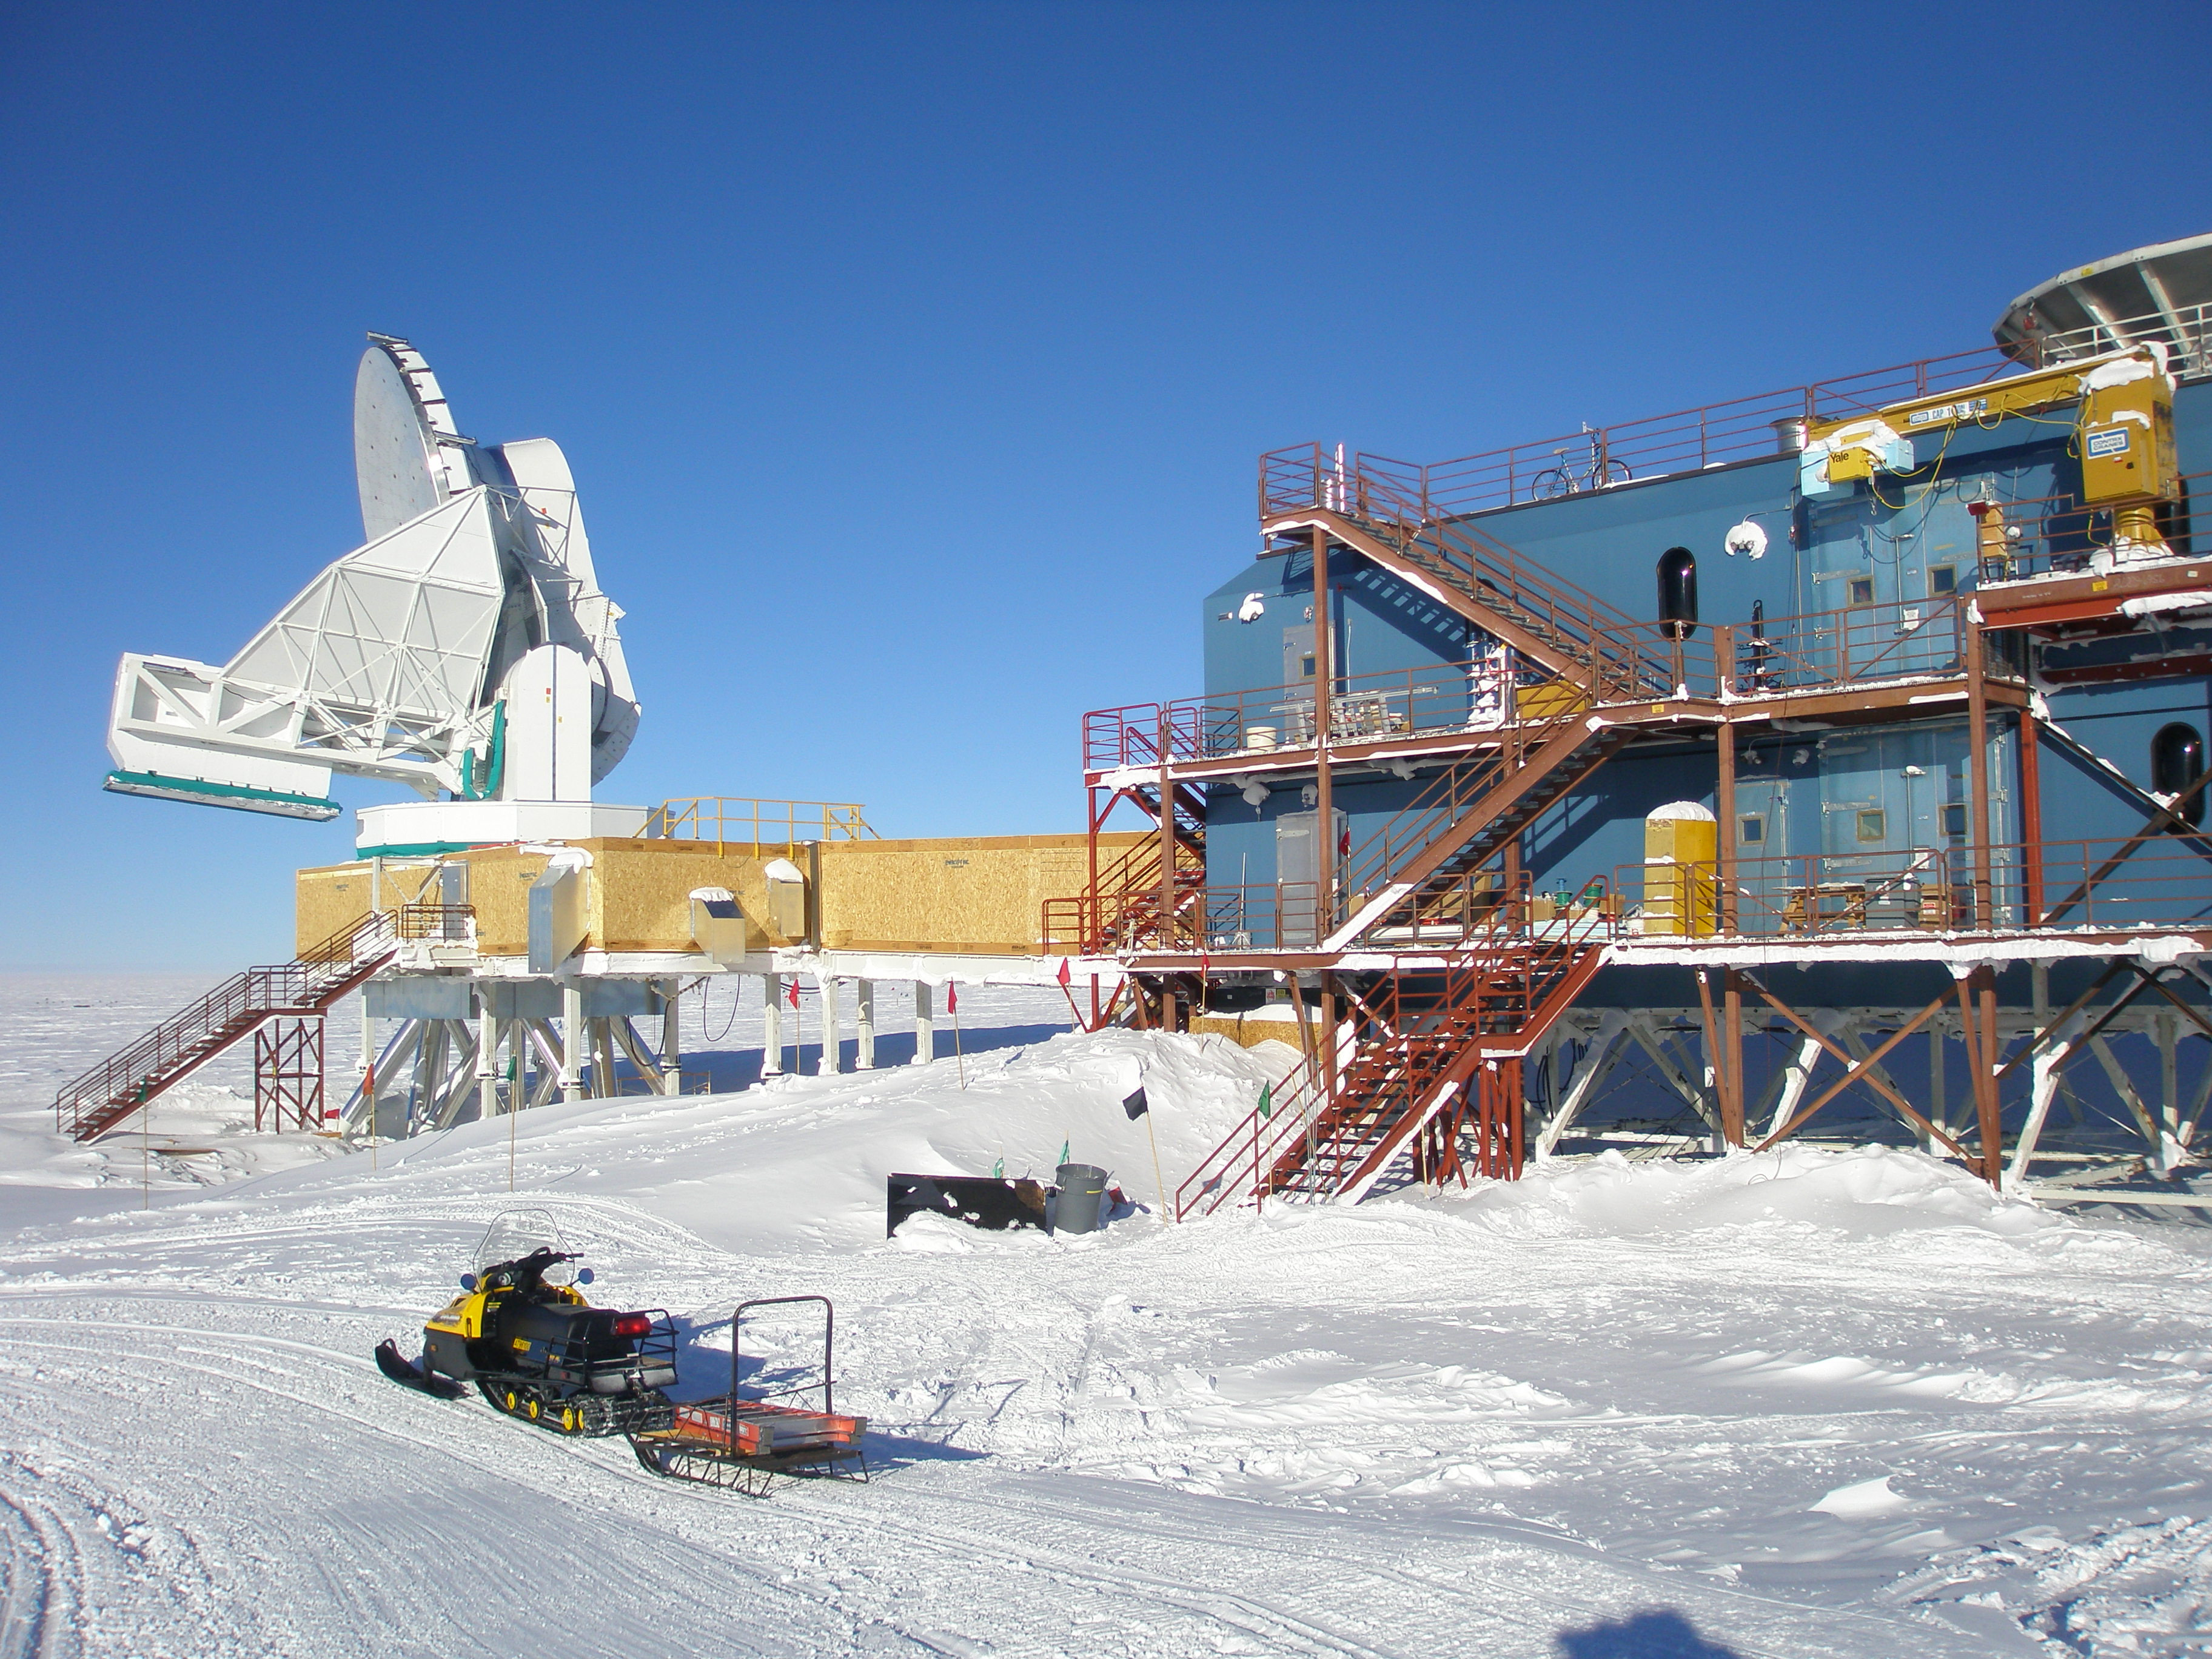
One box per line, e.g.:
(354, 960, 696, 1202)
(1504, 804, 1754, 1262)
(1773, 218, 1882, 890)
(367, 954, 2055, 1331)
(1041, 828, 1204, 955)
(640, 797, 879, 851)
(1264, 304, 2212, 525)
(1611, 831, 2212, 941)
(1968, 466, 2207, 586)
(394, 902, 476, 941)
(1177, 1059, 1321, 1219)
(53, 910, 399, 1136)
(1082, 593, 1990, 776)
(1176, 926, 1604, 1212)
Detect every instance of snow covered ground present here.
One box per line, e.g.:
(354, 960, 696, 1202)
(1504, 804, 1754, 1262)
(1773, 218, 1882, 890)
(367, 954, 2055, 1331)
(4, 974, 2211, 1656)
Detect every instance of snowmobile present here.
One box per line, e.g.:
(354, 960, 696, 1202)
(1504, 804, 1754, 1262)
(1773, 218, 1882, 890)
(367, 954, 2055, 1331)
(376, 1213, 868, 1494)
(375, 1236, 679, 1437)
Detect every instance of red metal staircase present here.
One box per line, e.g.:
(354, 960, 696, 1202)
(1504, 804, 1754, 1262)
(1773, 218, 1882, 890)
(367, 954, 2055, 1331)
(55, 911, 402, 1142)
(1178, 924, 1605, 1215)
(1330, 703, 1634, 948)
(1268, 500, 1670, 704)
(1043, 790, 1208, 957)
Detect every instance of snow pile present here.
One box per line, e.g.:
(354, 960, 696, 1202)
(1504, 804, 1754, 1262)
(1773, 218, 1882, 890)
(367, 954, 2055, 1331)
(4, 983, 2211, 1657)
(1897, 1516, 2212, 1657)
(288, 1025, 1295, 1253)
(1461, 1142, 2060, 1241)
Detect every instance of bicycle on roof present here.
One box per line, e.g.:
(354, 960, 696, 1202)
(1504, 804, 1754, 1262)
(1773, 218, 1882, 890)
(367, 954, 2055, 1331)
(1529, 424, 1632, 500)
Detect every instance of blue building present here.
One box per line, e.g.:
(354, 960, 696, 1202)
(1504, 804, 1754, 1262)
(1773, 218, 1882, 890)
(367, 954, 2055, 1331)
(1069, 235, 2212, 1213)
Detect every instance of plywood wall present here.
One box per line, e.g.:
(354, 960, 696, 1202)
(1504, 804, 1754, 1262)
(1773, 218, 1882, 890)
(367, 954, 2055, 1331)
(297, 832, 1147, 959)
(817, 836, 1106, 954)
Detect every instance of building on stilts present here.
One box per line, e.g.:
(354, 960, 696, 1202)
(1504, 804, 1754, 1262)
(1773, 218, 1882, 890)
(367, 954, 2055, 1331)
(1054, 235, 2212, 1215)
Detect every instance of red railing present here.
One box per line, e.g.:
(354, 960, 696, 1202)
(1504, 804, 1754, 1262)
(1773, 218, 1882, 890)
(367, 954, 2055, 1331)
(1041, 831, 1204, 956)
(1177, 928, 1606, 1212)
(1083, 595, 1991, 777)
(1081, 655, 1537, 773)
(1326, 469, 1663, 693)
(54, 908, 407, 1139)
(1261, 342, 2057, 523)
(1177, 1056, 1325, 1219)
(1336, 705, 1601, 905)
(1607, 834, 2212, 942)
(1731, 595, 1972, 693)
(394, 903, 476, 942)
(1082, 828, 2207, 965)
(1967, 467, 2207, 588)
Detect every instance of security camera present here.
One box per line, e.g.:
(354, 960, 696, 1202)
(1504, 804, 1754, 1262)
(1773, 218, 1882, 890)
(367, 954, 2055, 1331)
(1724, 519, 1768, 560)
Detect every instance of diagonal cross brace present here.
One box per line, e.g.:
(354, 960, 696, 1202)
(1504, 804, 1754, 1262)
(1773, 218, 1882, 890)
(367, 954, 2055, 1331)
(1741, 973, 1966, 1158)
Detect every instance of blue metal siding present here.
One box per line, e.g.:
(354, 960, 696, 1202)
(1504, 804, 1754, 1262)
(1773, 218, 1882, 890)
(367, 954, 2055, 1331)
(2042, 679, 2212, 830)
(1193, 377, 2212, 904)
(1464, 455, 1798, 625)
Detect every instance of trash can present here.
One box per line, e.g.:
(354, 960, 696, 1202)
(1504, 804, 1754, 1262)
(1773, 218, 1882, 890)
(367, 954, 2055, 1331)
(1051, 1162, 1109, 1235)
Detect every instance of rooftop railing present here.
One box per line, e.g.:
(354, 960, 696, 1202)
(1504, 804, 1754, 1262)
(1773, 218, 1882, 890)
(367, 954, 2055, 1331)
(1264, 303, 2212, 525)
(639, 797, 879, 852)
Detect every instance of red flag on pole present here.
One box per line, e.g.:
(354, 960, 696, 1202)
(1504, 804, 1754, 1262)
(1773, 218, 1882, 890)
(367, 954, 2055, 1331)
(947, 982, 958, 1013)
(786, 979, 799, 1009)
(1056, 957, 1071, 987)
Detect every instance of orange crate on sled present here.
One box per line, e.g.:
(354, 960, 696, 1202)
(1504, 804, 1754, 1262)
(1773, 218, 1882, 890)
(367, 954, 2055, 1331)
(663, 1397, 867, 1458)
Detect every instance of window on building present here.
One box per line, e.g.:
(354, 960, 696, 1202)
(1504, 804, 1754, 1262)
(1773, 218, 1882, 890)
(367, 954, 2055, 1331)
(1738, 813, 1765, 845)
(1657, 547, 1697, 639)
(1848, 577, 1875, 605)
(1928, 565, 1957, 596)
(2153, 722, 2207, 829)
(1942, 802, 1968, 838)
(1855, 808, 1887, 843)
(1300, 654, 1315, 679)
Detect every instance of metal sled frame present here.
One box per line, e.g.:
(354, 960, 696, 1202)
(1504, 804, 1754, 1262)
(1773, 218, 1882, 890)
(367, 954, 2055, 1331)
(628, 1295, 869, 1497)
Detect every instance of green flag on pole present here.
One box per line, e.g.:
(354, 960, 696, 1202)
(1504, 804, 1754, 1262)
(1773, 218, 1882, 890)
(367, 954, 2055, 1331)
(991, 1156, 1004, 1178)
(1258, 1082, 1273, 1121)
(1059, 1139, 1070, 1167)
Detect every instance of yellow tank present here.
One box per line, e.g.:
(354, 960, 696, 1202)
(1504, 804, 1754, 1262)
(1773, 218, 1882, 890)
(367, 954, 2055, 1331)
(1643, 802, 1717, 937)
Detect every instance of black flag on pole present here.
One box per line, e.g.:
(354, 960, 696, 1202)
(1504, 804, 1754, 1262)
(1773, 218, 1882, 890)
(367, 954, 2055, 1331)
(1122, 1086, 1149, 1121)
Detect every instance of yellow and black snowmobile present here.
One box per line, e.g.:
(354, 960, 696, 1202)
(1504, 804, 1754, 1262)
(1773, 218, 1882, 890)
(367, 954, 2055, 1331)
(375, 1237, 677, 1437)
(376, 1213, 869, 1494)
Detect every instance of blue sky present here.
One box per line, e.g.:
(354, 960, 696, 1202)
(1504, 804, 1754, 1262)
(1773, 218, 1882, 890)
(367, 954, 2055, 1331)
(4, 1, 2209, 970)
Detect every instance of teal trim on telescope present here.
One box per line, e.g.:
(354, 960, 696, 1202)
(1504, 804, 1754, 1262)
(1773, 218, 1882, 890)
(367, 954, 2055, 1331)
(458, 699, 508, 801)
(352, 840, 492, 859)
(103, 770, 343, 822)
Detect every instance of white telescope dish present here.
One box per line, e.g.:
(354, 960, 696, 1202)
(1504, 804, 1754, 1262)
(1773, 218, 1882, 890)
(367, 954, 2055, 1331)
(104, 335, 643, 845)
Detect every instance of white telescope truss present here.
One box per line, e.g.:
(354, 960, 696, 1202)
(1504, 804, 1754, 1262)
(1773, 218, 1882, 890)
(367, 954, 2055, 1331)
(105, 335, 640, 821)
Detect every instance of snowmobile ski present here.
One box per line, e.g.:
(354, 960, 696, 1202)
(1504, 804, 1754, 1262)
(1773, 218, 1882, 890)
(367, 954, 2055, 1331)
(375, 1338, 465, 1398)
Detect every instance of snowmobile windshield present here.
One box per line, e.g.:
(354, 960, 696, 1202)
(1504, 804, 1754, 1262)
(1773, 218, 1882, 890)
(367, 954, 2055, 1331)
(474, 1208, 578, 1286)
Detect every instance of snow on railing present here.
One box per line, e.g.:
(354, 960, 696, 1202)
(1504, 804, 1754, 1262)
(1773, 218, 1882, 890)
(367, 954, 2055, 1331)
(1967, 467, 2208, 587)
(1609, 833, 2212, 942)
